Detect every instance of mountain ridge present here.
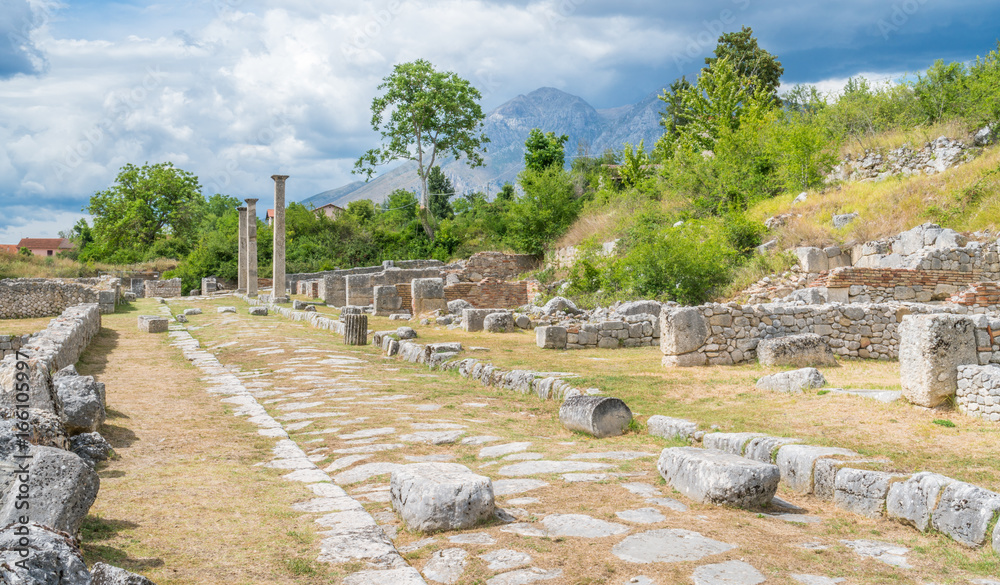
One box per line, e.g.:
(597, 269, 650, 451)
(299, 85, 666, 210)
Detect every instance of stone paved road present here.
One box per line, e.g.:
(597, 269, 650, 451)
(163, 298, 993, 585)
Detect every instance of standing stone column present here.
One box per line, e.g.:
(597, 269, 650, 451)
(343, 313, 368, 345)
(237, 206, 248, 293)
(245, 198, 259, 297)
(271, 175, 290, 303)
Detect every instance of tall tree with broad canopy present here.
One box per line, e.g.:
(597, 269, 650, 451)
(705, 26, 784, 104)
(354, 59, 489, 240)
(85, 162, 202, 263)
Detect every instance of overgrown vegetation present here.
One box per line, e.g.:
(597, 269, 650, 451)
(22, 33, 1000, 305)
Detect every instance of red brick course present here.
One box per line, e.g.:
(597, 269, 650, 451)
(809, 267, 979, 289)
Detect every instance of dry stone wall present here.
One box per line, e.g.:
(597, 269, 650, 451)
(658, 302, 1000, 367)
(957, 364, 1000, 422)
(0, 334, 31, 360)
(143, 278, 182, 298)
(0, 278, 118, 318)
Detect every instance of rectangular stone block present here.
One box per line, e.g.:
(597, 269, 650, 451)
(900, 314, 978, 407)
(137, 315, 168, 333)
(931, 481, 1000, 548)
(833, 468, 904, 518)
(536, 326, 567, 350)
(657, 447, 780, 508)
(886, 471, 953, 532)
(775, 444, 859, 494)
(462, 308, 507, 332)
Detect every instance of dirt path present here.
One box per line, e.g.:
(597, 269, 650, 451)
(78, 301, 336, 584)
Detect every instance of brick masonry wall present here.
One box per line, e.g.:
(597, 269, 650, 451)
(458, 252, 539, 281)
(394, 283, 413, 314)
(444, 279, 531, 309)
(809, 267, 980, 303)
(951, 282, 1000, 307)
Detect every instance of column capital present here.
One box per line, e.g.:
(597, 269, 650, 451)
(271, 174, 290, 181)
(236, 206, 247, 211)
(244, 198, 259, 204)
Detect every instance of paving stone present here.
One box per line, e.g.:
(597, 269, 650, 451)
(644, 498, 689, 512)
(492, 479, 549, 496)
(506, 497, 540, 506)
(616, 508, 666, 524)
(462, 435, 500, 445)
(622, 483, 661, 497)
(841, 540, 912, 569)
(406, 454, 455, 463)
(448, 532, 496, 545)
(422, 548, 468, 584)
(412, 423, 466, 430)
(325, 455, 372, 472)
(825, 388, 902, 403)
(334, 462, 404, 484)
(797, 542, 829, 551)
(480, 442, 533, 458)
(567, 451, 656, 461)
(691, 560, 766, 585)
(479, 549, 533, 571)
(611, 529, 735, 563)
(333, 443, 406, 454)
(284, 469, 330, 482)
(485, 568, 563, 585)
(342, 568, 427, 585)
(562, 473, 609, 482)
(399, 430, 464, 444)
(768, 514, 821, 524)
(504, 453, 544, 461)
(498, 461, 613, 476)
(341, 427, 396, 440)
(292, 497, 362, 513)
(791, 575, 846, 585)
(507, 514, 630, 538)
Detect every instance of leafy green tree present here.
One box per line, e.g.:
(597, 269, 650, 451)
(964, 43, 1000, 129)
(427, 166, 455, 220)
(705, 26, 784, 103)
(379, 189, 420, 230)
(85, 162, 203, 263)
(506, 168, 579, 255)
(354, 59, 489, 240)
(618, 141, 653, 190)
(524, 129, 569, 172)
(345, 200, 376, 226)
(659, 76, 694, 135)
(496, 183, 515, 203)
(913, 59, 967, 123)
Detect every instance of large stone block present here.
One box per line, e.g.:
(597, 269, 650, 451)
(757, 334, 837, 367)
(412, 278, 447, 316)
(886, 472, 953, 531)
(775, 444, 859, 494)
(536, 326, 567, 350)
(53, 371, 106, 435)
(702, 433, 763, 456)
(0, 525, 91, 584)
(91, 562, 155, 585)
(899, 314, 978, 407)
(755, 368, 826, 393)
(795, 247, 829, 273)
(833, 468, 904, 518)
(660, 307, 709, 356)
(390, 463, 495, 533)
(0, 356, 62, 415)
(463, 309, 508, 332)
(657, 447, 780, 508)
(373, 285, 403, 317)
(930, 481, 1000, 548)
(559, 396, 633, 438)
(484, 312, 514, 333)
(136, 315, 168, 333)
(0, 445, 99, 535)
(647, 416, 697, 441)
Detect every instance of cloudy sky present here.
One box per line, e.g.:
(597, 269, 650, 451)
(1, 0, 998, 243)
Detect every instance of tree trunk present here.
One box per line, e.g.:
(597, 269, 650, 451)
(419, 172, 435, 240)
(343, 313, 368, 346)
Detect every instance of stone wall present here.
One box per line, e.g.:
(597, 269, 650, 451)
(291, 260, 445, 299)
(144, 278, 182, 298)
(0, 334, 31, 360)
(807, 267, 980, 304)
(0, 277, 118, 318)
(657, 302, 998, 366)
(950, 282, 1000, 309)
(443, 279, 535, 309)
(549, 240, 618, 269)
(957, 364, 1000, 422)
(17, 303, 102, 372)
(454, 252, 539, 281)
(538, 315, 660, 350)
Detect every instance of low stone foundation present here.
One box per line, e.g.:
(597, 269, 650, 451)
(808, 267, 979, 304)
(0, 278, 118, 318)
(144, 278, 182, 298)
(957, 364, 1000, 422)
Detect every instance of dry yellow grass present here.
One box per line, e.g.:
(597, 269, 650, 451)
(750, 143, 1000, 249)
(0, 315, 56, 336)
(838, 119, 971, 159)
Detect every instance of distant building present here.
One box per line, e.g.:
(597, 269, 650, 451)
(265, 209, 276, 227)
(0, 244, 18, 255)
(314, 203, 345, 219)
(16, 238, 74, 257)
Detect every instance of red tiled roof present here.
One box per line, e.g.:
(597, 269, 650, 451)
(17, 238, 73, 249)
(266, 209, 275, 218)
(0, 244, 18, 254)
